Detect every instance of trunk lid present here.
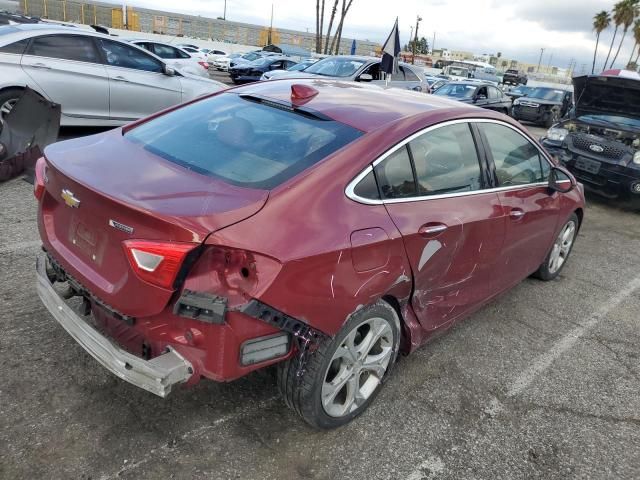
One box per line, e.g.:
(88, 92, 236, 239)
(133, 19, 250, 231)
(39, 129, 268, 317)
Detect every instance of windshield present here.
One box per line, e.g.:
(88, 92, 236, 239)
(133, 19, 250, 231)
(288, 62, 312, 71)
(304, 57, 367, 77)
(242, 52, 261, 61)
(433, 83, 476, 98)
(578, 114, 640, 130)
(527, 87, 566, 102)
(125, 93, 362, 189)
(251, 57, 272, 66)
(512, 85, 532, 95)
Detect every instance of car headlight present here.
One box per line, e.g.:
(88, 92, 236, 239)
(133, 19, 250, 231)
(633, 151, 640, 165)
(513, 99, 520, 105)
(547, 127, 569, 142)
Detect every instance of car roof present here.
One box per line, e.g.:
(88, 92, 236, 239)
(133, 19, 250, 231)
(232, 78, 478, 133)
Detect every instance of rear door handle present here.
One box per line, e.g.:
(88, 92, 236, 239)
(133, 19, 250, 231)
(113, 76, 129, 82)
(418, 223, 448, 237)
(509, 209, 525, 219)
(29, 62, 51, 69)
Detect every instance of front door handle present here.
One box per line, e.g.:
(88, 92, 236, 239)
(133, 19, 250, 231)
(418, 223, 448, 237)
(509, 208, 525, 219)
(113, 76, 129, 82)
(29, 62, 51, 69)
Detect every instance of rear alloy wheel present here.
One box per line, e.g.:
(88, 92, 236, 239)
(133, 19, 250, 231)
(534, 213, 578, 281)
(277, 300, 400, 429)
(0, 97, 18, 125)
(0, 88, 24, 126)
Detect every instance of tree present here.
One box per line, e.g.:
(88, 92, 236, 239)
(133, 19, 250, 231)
(330, 0, 354, 55)
(592, 11, 611, 73)
(629, 19, 640, 65)
(323, 0, 339, 54)
(604, 2, 624, 69)
(610, 0, 639, 68)
(315, 0, 326, 54)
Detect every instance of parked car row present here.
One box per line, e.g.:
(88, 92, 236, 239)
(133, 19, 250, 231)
(0, 24, 226, 126)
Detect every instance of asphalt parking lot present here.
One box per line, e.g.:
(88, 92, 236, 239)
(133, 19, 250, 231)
(1, 122, 639, 480)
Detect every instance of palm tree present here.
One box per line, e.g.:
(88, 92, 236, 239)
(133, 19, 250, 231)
(610, 0, 639, 68)
(630, 19, 640, 65)
(604, 2, 624, 69)
(592, 11, 611, 73)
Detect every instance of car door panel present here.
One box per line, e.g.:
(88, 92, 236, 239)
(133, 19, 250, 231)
(479, 122, 560, 291)
(386, 194, 505, 331)
(97, 39, 182, 121)
(21, 34, 109, 120)
(374, 122, 505, 332)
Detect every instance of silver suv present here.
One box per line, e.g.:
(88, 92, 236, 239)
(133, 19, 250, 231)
(265, 55, 425, 92)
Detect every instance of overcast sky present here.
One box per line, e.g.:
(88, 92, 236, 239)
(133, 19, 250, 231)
(101, 0, 635, 71)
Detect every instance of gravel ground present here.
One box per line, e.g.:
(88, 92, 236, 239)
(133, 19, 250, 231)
(0, 115, 638, 480)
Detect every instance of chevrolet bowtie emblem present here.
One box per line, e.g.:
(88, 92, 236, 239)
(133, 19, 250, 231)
(61, 189, 80, 208)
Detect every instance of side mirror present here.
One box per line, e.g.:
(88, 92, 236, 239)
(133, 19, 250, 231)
(358, 73, 373, 82)
(163, 65, 176, 76)
(548, 166, 576, 193)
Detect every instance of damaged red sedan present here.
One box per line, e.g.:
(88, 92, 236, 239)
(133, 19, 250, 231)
(35, 79, 584, 429)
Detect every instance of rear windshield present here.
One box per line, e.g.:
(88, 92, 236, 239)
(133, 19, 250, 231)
(124, 93, 362, 189)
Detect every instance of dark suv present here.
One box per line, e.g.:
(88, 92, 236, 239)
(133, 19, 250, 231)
(503, 69, 527, 86)
(512, 87, 573, 127)
(541, 73, 640, 206)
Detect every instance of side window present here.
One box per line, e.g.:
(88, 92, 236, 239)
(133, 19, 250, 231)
(362, 62, 383, 81)
(389, 67, 405, 81)
(213, 50, 226, 55)
(402, 66, 420, 81)
(373, 146, 417, 199)
(476, 86, 488, 99)
(269, 60, 283, 70)
(176, 48, 191, 59)
(98, 39, 163, 73)
(135, 42, 152, 51)
(409, 123, 483, 195)
(26, 35, 99, 63)
(353, 170, 380, 200)
(480, 123, 545, 186)
(151, 43, 181, 59)
(0, 38, 30, 55)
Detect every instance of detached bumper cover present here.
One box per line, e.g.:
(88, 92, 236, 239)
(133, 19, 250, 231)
(36, 253, 193, 397)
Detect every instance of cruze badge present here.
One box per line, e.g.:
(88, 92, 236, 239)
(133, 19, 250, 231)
(109, 219, 134, 234)
(61, 189, 80, 208)
(589, 144, 604, 153)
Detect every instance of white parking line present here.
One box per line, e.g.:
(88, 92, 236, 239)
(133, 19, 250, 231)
(98, 395, 279, 480)
(507, 274, 640, 398)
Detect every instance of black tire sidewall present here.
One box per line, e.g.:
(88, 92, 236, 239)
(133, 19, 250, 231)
(298, 301, 400, 429)
(537, 213, 579, 281)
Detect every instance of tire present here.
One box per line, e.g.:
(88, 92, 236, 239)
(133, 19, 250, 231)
(0, 87, 23, 125)
(544, 109, 560, 128)
(277, 300, 401, 429)
(534, 213, 579, 281)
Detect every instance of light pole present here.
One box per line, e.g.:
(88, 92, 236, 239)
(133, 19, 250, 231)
(536, 47, 545, 73)
(223, 0, 227, 20)
(412, 15, 422, 65)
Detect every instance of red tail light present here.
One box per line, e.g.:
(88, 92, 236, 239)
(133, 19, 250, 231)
(34, 156, 47, 200)
(198, 61, 209, 69)
(123, 240, 198, 289)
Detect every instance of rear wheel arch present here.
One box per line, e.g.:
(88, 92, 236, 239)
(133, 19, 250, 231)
(574, 207, 584, 230)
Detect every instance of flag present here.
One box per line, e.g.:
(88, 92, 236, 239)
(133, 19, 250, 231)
(381, 17, 400, 75)
(350, 39, 357, 55)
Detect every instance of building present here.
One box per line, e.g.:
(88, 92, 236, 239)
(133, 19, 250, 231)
(431, 48, 474, 61)
(16, 0, 380, 55)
